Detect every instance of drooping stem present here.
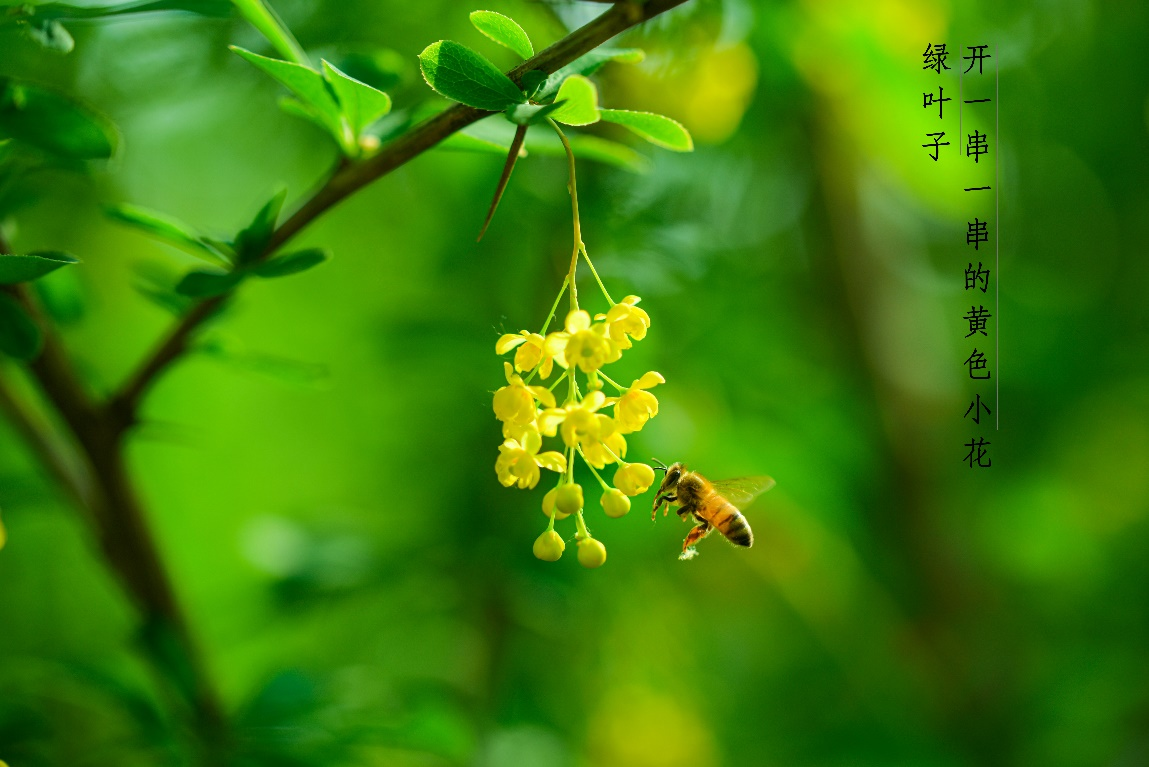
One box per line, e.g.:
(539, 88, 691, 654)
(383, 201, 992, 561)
(548, 118, 582, 314)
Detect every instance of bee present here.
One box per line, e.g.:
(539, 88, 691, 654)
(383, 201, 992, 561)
(651, 459, 775, 560)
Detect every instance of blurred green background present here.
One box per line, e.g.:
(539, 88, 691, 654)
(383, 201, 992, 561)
(2, 0, 1148, 764)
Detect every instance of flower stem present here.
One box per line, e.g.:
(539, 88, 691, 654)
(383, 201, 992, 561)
(523, 276, 569, 385)
(598, 370, 626, 392)
(539, 275, 569, 336)
(548, 118, 582, 314)
(574, 509, 591, 539)
(580, 245, 615, 305)
(547, 368, 571, 392)
(577, 447, 610, 490)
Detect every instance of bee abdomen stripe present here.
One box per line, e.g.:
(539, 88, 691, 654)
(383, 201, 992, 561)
(725, 513, 753, 547)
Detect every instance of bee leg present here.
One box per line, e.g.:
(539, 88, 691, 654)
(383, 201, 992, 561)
(682, 520, 710, 552)
(651, 493, 677, 520)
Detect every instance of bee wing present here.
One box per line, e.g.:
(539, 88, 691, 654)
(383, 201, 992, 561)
(710, 476, 775, 510)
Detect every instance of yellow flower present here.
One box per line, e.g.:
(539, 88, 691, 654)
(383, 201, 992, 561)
(495, 425, 567, 489)
(615, 371, 665, 434)
(601, 489, 631, 518)
(547, 310, 619, 373)
(0, 507, 6, 551)
(598, 295, 650, 349)
(533, 530, 565, 561)
(496, 330, 558, 379)
(577, 537, 607, 568)
(556, 483, 584, 515)
(614, 462, 656, 496)
(493, 362, 556, 425)
(581, 427, 626, 469)
(542, 487, 570, 520)
(538, 390, 613, 448)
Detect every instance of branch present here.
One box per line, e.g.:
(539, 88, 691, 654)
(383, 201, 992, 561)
(113, 0, 690, 416)
(0, 367, 93, 510)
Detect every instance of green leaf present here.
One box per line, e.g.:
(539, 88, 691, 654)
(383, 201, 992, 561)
(504, 101, 564, 126)
(0, 79, 117, 160)
(538, 48, 644, 100)
(436, 132, 514, 155)
(131, 260, 193, 315)
(0, 293, 42, 360)
(105, 203, 225, 263)
(23, 20, 75, 53)
(469, 11, 534, 59)
(0, 251, 79, 284)
(519, 69, 547, 99)
(321, 61, 391, 134)
(233, 188, 287, 264)
(175, 270, 243, 298)
(230, 47, 347, 147)
(599, 108, 693, 152)
(548, 75, 599, 126)
(253, 248, 330, 278)
(21, 1, 233, 20)
(230, 0, 308, 66)
(418, 40, 526, 111)
(524, 132, 647, 173)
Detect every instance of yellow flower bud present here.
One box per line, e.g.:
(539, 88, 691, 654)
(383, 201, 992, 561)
(614, 462, 656, 496)
(601, 488, 630, 518)
(555, 482, 584, 515)
(0, 509, 6, 551)
(542, 487, 569, 520)
(577, 537, 607, 568)
(533, 530, 565, 561)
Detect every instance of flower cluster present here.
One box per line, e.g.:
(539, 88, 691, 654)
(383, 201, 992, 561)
(494, 288, 663, 567)
(491, 118, 667, 567)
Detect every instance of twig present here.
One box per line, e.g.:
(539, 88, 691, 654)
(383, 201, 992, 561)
(112, 0, 690, 416)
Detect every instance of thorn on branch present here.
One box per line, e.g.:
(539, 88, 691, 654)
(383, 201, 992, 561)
(477, 123, 529, 242)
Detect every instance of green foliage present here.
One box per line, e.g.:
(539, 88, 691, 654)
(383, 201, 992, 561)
(548, 75, 600, 126)
(231, 0, 309, 66)
(504, 101, 564, 126)
(231, 47, 349, 151)
(233, 188, 287, 264)
(0, 78, 118, 160)
(436, 131, 513, 155)
(321, 61, 392, 135)
(418, 41, 526, 111)
(0, 293, 42, 360)
(0, 251, 80, 285)
(234, 47, 398, 155)
(519, 69, 547, 99)
(105, 203, 227, 264)
(253, 248, 330, 278)
(469, 10, 534, 59)
(537, 48, 644, 100)
(22, 20, 75, 54)
(599, 108, 693, 151)
(175, 269, 243, 298)
(9, 1, 232, 20)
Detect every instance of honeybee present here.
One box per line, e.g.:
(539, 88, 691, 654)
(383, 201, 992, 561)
(651, 460, 775, 560)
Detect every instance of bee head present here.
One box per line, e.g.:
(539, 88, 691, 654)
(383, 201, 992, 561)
(654, 460, 686, 496)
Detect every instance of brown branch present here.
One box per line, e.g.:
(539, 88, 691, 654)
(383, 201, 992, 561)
(0, 367, 92, 510)
(112, 0, 690, 416)
(0, 253, 226, 748)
